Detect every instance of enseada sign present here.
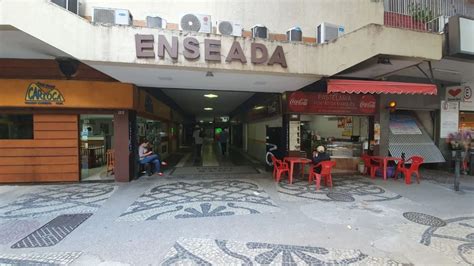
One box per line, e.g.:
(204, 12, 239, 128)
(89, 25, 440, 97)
(135, 34, 287, 68)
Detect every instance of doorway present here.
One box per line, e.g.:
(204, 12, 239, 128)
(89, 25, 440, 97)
(79, 114, 114, 181)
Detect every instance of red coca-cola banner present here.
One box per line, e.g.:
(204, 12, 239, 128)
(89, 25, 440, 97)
(287, 92, 377, 115)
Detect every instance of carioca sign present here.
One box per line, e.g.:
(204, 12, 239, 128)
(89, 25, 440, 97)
(135, 34, 287, 68)
(25, 82, 65, 105)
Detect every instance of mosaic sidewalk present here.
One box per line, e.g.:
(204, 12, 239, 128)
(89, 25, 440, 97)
(0, 252, 81, 265)
(398, 213, 474, 265)
(118, 180, 279, 221)
(161, 238, 401, 265)
(169, 166, 260, 176)
(278, 176, 402, 202)
(11, 213, 92, 248)
(0, 183, 116, 219)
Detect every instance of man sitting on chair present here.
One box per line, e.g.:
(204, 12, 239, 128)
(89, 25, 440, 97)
(312, 145, 331, 174)
(139, 139, 166, 176)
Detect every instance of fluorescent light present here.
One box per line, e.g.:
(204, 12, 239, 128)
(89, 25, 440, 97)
(199, 120, 204, 123)
(204, 94, 218, 98)
(433, 68, 460, 74)
(209, 121, 213, 124)
(204, 107, 213, 111)
(254, 106, 264, 110)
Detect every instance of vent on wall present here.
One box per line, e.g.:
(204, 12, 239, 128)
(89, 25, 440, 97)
(217, 21, 243, 36)
(251, 25, 268, 39)
(50, 0, 79, 14)
(180, 13, 212, 33)
(146, 16, 167, 29)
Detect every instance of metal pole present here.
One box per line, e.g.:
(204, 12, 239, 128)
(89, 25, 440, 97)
(454, 150, 461, 191)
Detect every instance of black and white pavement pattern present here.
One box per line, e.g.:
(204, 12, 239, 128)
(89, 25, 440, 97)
(278, 175, 402, 202)
(118, 180, 280, 221)
(161, 238, 401, 265)
(0, 183, 116, 219)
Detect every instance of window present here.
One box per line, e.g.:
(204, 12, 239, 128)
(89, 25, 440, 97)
(0, 115, 34, 139)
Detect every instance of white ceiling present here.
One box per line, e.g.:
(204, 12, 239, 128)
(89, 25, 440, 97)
(337, 56, 422, 79)
(393, 58, 474, 84)
(161, 88, 254, 121)
(0, 27, 71, 59)
(85, 62, 319, 93)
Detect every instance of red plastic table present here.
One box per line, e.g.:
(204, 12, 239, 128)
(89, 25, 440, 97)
(370, 156, 403, 180)
(283, 157, 312, 184)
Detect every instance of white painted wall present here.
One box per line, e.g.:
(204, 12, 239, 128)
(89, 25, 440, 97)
(247, 116, 282, 162)
(81, 0, 384, 35)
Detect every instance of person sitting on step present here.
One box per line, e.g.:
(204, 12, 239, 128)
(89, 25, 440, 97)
(139, 139, 167, 176)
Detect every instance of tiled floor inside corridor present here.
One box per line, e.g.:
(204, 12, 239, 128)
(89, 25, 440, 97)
(0, 141, 473, 265)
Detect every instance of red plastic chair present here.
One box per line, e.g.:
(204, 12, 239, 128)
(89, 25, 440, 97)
(271, 155, 289, 182)
(394, 156, 424, 184)
(361, 154, 380, 178)
(309, 161, 336, 190)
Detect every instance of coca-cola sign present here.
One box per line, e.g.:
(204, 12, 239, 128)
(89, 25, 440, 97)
(288, 92, 308, 112)
(287, 92, 377, 115)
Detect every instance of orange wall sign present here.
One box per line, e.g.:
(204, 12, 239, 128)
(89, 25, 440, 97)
(0, 79, 134, 109)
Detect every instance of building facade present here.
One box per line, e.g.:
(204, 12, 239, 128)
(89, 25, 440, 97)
(0, 0, 473, 182)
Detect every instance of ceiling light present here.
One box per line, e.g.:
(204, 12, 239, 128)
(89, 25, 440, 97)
(209, 121, 213, 124)
(204, 107, 213, 111)
(433, 68, 461, 74)
(204, 94, 219, 98)
(199, 120, 204, 123)
(206, 71, 214, 77)
(254, 106, 264, 110)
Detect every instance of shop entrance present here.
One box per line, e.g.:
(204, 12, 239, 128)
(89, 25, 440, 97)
(299, 115, 370, 173)
(137, 117, 169, 158)
(79, 114, 114, 181)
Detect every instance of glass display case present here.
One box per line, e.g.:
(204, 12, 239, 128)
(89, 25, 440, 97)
(326, 141, 363, 158)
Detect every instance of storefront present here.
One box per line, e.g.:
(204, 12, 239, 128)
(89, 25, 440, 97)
(283, 91, 377, 172)
(136, 89, 172, 159)
(0, 79, 174, 183)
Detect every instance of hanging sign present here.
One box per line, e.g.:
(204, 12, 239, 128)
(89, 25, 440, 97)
(446, 85, 463, 102)
(440, 100, 459, 138)
(286, 92, 376, 115)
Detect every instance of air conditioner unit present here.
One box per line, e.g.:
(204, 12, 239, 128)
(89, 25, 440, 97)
(287, 26, 302, 41)
(433, 16, 450, 33)
(251, 25, 268, 39)
(180, 13, 212, 33)
(317, 22, 344, 44)
(146, 16, 167, 29)
(93, 7, 133, 26)
(217, 20, 243, 36)
(115, 9, 133, 25)
(50, 0, 79, 15)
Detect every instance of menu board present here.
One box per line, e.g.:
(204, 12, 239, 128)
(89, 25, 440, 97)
(289, 121, 301, 151)
(389, 116, 422, 135)
(440, 100, 459, 138)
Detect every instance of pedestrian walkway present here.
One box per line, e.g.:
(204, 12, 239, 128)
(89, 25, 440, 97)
(0, 152, 473, 265)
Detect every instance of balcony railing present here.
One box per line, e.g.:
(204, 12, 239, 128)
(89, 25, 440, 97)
(384, 0, 474, 32)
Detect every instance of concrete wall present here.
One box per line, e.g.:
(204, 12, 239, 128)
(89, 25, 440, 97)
(81, 0, 384, 36)
(246, 116, 282, 162)
(0, 1, 443, 78)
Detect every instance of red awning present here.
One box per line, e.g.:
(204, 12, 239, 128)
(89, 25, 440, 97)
(327, 79, 437, 95)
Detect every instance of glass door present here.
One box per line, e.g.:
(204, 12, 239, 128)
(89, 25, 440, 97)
(79, 114, 114, 181)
